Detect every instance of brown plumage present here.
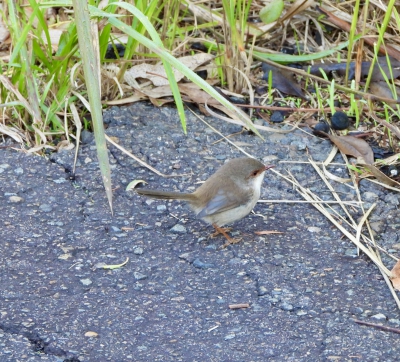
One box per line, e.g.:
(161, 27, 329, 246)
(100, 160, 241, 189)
(136, 157, 274, 246)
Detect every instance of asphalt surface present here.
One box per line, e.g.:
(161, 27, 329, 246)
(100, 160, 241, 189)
(1, 102, 400, 361)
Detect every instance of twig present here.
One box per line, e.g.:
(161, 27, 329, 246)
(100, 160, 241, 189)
(187, 108, 253, 157)
(258, 199, 363, 206)
(353, 319, 400, 334)
(234, 104, 388, 113)
(369, 112, 400, 139)
(229, 303, 250, 309)
(106, 134, 189, 178)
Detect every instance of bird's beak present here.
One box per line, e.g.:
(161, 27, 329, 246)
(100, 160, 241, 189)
(264, 164, 275, 171)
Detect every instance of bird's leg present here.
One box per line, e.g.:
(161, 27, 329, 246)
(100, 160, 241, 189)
(210, 225, 232, 238)
(212, 224, 242, 249)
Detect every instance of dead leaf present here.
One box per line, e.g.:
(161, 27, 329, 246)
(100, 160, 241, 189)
(0, 4, 10, 43)
(391, 260, 400, 290)
(370, 57, 400, 82)
(321, 132, 374, 164)
(254, 230, 283, 235)
(178, 83, 221, 105)
(137, 85, 173, 99)
(370, 113, 400, 140)
(307, 56, 400, 82)
(56, 140, 74, 151)
(369, 81, 400, 105)
(262, 62, 307, 99)
(149, 97, 172, 107)
(279, 0, 315, 24)
(359, 163, 400, 188)
(0, 123, 25, 143)
(124, 53, 214, 87)
(105, 92, 148, 106)
(126, 180, 147, 191)
(392, 260, 400, 278)
(317, 7, 400, 60)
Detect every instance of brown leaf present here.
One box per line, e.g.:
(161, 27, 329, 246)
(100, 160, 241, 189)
(279, 0, 315, 23)
(124, 53, 214, 86)
(178, 83, 221, 105)
(369, 81, 400, 105)
(105, 92, 148, 106)
(359, 163, 400, 188)
(391, 260, 400, 290)
(370, 57, 400, 82)
(0, 4, 10, 43)
(317, 7, 400, 60)
(323, 133, 374, 164)
(262, 63, 307, 99)
(149, 97, 173, 107)
(392, 278, 400, 291)
(391, 260, 400, 278)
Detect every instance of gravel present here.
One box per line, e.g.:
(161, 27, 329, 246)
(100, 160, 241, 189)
(1, 101, 400, 361)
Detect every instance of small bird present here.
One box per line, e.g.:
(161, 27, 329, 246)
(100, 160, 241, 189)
(136, 157, 274, 247)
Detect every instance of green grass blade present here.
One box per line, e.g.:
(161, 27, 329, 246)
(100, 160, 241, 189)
(73, 0, 113, 212)
(91, 5, 262, 138)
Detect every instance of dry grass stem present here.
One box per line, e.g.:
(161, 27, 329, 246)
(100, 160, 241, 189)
(271, 158, 400, 309)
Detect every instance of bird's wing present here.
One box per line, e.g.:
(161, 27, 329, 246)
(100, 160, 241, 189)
(196, 189, 239, 218)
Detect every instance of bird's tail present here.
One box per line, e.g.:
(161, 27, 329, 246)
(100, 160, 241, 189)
(136, 189, 193, 201)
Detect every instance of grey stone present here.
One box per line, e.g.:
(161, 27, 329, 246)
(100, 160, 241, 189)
(134, 272, 147, 281)
(170, 224, 187, 233)
(192, 259, 213, 269)
(39, 204, 53, 212)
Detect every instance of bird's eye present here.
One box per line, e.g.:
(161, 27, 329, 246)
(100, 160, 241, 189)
(252, 170, 258, 176)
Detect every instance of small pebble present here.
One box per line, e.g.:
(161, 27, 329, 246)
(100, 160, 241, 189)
(192, 258, 214, 269)
(350, 307, 363, 315)
(39, 204, 53, 212)
(133, 247, 144, 255)
(371, 313, 386, 320)
(258, 286, 268, 296)
(281, 302, 294, 311)
(80, 278, 92, 286)
(81, 130, 94, 144)
(134, 272, 147, 280)
(344, 248, 358, 257)
(270, 111, 284, 123)
(363, 192, 379, 201)
(170, 224, 187, 234)
(224, 333, 236, 340)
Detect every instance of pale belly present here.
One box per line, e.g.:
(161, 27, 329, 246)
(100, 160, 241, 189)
(202, 178, 263, 226)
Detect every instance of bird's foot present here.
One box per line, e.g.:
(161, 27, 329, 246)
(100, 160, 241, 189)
(220, 236, 243, 249)
(210, 226, 232, 238)
(212, 224, 243, 249)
